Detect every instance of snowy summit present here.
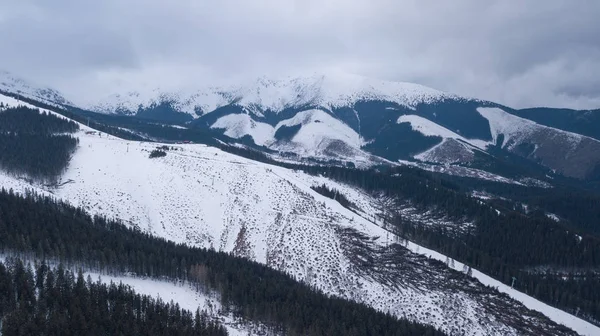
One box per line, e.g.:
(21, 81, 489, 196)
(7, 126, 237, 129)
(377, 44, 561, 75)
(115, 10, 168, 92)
(81, 72, 455, 117)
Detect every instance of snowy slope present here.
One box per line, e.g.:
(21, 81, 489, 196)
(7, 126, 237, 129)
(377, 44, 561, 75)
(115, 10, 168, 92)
(0, 71, 71, 107)
(477, 107, 582, 151)
(398, 114, 493, 165)
(1, 94, 597, 335)
(211, 113, 275, 146)
(211, 109, 375, 165)
(272, 109, 365, 155)
(87, 273, 264, 336)
(477, 107, 600, 178)
(1, 135, 583, 335)
(0, 93, 53, 112)
(398, 114, 489, 150)
(79, 73, 454, 117)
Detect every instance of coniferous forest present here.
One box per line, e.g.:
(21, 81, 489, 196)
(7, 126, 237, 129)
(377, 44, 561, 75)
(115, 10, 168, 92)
(297, 165, 600, 323)
(0, 258, 227, 336)
(0, 189, 445, 336)
(0, 106, 79, 183)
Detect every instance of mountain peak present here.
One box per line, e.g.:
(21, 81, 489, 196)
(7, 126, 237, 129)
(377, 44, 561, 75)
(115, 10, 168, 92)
(84, 72, 457, 117)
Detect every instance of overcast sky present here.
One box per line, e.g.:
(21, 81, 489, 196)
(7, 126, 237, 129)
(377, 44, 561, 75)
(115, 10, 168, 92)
(0, 0, 599, 109)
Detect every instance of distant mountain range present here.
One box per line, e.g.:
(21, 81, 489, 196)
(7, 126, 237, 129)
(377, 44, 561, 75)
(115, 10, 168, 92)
(2, 70, 600, 181)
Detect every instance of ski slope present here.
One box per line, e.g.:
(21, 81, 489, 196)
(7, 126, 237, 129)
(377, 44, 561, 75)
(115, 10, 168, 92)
(1, 94, 598, 335)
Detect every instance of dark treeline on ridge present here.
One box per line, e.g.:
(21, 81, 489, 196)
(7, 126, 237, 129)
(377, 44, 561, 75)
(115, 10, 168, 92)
(311, 184, 356, 210)
(0, 106, 79, 183)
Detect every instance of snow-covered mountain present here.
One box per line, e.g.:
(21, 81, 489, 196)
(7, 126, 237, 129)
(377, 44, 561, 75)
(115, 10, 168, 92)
(2, 70, 600, 181)
(0, 71, 72, 107)
(1, 93, 599, 336)
(80, 72, 456, 117)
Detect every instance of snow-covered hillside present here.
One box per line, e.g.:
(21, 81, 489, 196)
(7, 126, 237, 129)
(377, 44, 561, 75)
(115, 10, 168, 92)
(211, 109, 376, 166)
(398, 114, 490, 165)
(398, 114, 488, 150)
(0, 253, 267, 336)
(78, 72, 454, 117)
(1, 94, 598, 335)
(478, 107, 600, 178)
(0, 71, 71, 107)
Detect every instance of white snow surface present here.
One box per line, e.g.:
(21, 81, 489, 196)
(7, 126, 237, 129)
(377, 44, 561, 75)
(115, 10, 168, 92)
(546, 213, 561, 222)
(0, 71, 71, 107)
(0, 93, 51, 112)
(272, 109, 364, 154)
(398, 114, 489, 150)
(80, 73, 454, 117)
(400, 242, 599, 336)
(1, 93, 598, 335)
(88, 273, 258, 336)
(211, 109, 373, 165)
(211, 113, 275, 146)
(476, 107, 584, 150)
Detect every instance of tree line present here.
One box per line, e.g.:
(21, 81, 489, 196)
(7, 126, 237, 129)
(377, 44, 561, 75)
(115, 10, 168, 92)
(0, 189, 446, 336)
(0, 258, 227, 336)
(311, 184, 356, 210)
(301, 165, 600, 323)
(0, 107, 79, 183)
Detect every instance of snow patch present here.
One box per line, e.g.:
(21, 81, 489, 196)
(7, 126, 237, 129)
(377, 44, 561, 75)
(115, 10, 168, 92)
(476, 107, 584, 150)
(398, 114, 489, 150)
(274, 109, 364, 153)
(211, 114, 275, 146)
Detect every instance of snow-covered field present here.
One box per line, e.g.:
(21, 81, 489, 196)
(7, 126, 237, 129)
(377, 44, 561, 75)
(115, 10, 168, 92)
(1, 94, 599, 335)
(477, 107, 581, 151)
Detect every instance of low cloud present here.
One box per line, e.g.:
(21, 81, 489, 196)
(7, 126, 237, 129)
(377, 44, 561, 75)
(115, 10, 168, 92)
(0, 0, 598, 109)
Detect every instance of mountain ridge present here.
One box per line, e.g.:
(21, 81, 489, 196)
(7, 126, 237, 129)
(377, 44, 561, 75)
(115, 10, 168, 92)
(2, 70, 600, 181)
(80, 72, 461, 117)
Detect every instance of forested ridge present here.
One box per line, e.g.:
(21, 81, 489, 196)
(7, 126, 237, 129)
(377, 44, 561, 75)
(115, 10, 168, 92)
(0, 106, 79, 183)
(0, 258, 227, 336)
(0, 90, 147, 141)
(297, 165, 600, 324)
(0, 189, 446, 336)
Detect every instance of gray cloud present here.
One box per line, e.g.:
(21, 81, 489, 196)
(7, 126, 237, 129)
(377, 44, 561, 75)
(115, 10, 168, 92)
(0, 0, 599, 109)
